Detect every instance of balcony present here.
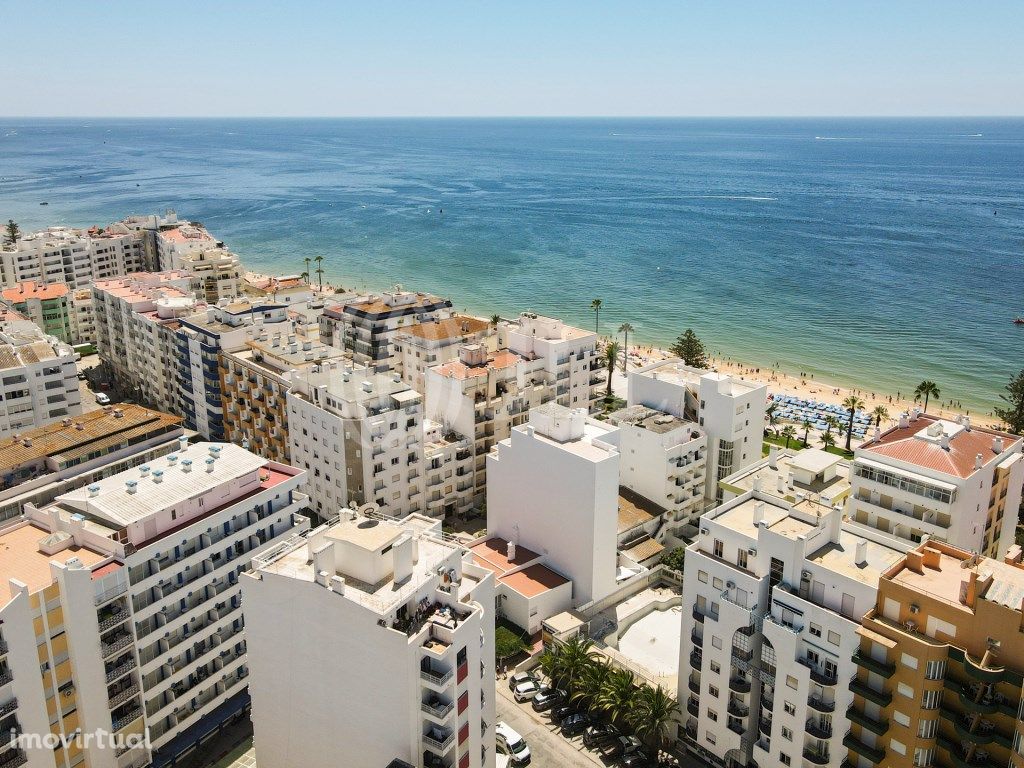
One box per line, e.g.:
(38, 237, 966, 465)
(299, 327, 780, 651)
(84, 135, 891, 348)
(807, 696, 835, 714)
(846, 705, 889, 735)
(421, 666, 453, 688)
(0, 699, 16, 718)
(728, 699, 749, 718)
(688, 678, 700, 695)
(692, 606, 706, 623)
(689, 651, 702, 671)
(843, 732, 885, 765)
(850, 679, 892, 707)
(805, 718, 833, 739)
(937, 735, 992, 768)
(687, 697, 699, 717)
(421, 697, 454, 721)
(798, 658, 838, 686)
(803, 749, 830, 765)
(423, 728, 455, 753)
(729, 677, 751, 694)
(852, 650, 896, 678)
(691, 629, 703, 647)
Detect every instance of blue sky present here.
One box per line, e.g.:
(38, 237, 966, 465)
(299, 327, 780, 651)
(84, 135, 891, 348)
(3, 1, 1022, 116)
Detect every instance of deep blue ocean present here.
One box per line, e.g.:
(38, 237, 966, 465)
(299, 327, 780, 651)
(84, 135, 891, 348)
(1, 118, 1022, 412)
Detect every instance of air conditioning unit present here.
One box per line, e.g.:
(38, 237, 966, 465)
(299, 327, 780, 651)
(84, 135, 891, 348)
(748, 547, 757, 556)
(726, 581, 736, 590)
(909, 604, 920, 614)
(802, 570, 812, 579)
(700, 528, 710, 535)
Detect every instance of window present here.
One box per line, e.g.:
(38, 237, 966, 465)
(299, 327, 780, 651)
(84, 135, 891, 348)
(785, 675, 797, 690)
(783, 701, 796, 716)
(891, 740, 906, 756)
(809, 623, 822, 637)
(710, 661, 721, 674)
(894, 711, 910, 727)
(922, 689, 942, 710)
(914, 747, 934, 767)
(737, 549, 748, 569)
(781, 727, 792, 741)
(770, 557, 784, 587)
(714, 539, 723, 558)
(698, 570, 708, 583)
(918, 719, 937, 738)
(780, 753, 791, 766)
(707, 709, 718, 722)
(709, 685, 719, 697)
(705, 732, 716, 745)
(897, 682, 914, 699)
(712, 636, 723, 650)
(924, 660, 946, 680)
(713, 577, 723, 590)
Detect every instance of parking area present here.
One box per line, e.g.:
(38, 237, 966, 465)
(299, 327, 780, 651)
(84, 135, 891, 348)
(496, 681, 606, 767)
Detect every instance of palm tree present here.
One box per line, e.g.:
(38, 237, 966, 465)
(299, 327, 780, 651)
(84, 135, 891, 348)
(821, 431, 837, 451)
(543, 635, 597, 695)
(823, 415, 840, 443)
(314, 255, 324, 290)
(605, 341, 620, 399)
(571, 657, 615, 713)
(914, 381, 940, 412)
(618, 323, 634, 373)
(843, 395, 865, 452)
(766, 403, 780, 436)
(299, 271, 309, 284)
(872, 405, 889, 428)
(303, 256, 312, 285)
(3, 220, 19, 247)
(489, 314, 501, 328)
(590, 299, 603, 335)
(593, 667, 638, 725)
(628, 684, 680, 756)
(781, 424, 797, 449)
(801, 418, 813, 447)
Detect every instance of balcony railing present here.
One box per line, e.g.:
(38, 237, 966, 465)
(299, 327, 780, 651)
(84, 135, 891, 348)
(421, 699, 454, 719)
(420, 667, 453, 687)
(422, 730, 454, 752)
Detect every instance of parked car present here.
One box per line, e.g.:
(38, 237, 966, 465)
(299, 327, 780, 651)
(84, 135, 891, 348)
(551, 704, 578, 721)
(95, 392, 111, 405)
(513, 679, 541, 702)
(508, 672, 537, 691)
(600, 736, 644, 759)
(560, 712, 590, 736)
(583, 723, 620, 748)
(531, 688, 566, 712)
(620, 751, 651, 768)
(496, 721, 531, 766)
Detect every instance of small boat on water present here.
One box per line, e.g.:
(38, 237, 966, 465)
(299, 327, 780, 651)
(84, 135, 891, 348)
(39, 201, 48, 206)
(1015, 317, 1024, 325)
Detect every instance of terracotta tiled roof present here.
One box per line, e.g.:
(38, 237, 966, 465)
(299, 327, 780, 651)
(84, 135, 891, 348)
(2, 281, 70, 302)
(434, 350, 523, 380)
(469, 537, 541, 575)
(861, 414, 1020, 479)
(498, 563, 570, 597)
(617, 487, 666, 534)
(622, 537, 665, 563)
(402, 315, 489, 342)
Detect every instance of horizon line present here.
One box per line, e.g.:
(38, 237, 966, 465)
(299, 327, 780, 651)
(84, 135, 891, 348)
(2, 114, 1023, 120)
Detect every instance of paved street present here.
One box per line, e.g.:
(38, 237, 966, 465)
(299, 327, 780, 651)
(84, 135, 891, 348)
(495, 679, 607, 768)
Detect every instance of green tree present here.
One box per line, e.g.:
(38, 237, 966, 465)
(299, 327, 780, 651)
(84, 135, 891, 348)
(781, 424, 797, 449)
(303, 256, 312, 285)
(590, 298, 603, 335)
(660, 547, 685, 573)
(823, 415, 840, 443)
(821, 431, 837, 451)
(872, 405, 889, 427)
(669, 328, 708, 369)
(995, 369, 1024, 435)
(593, 667, 638, 725)
(495, 626, 527, 662)
(628, 684, 680, 756)
(299, 271, 309, 285)
(4, 219, 20, 246)
(490, 313, 501, 327)
(571, 657, 615, 713)
(618, 323, 634, 373)
(843, 395, 865, 452)
(801, 418, 813, 447)
(766, 402, 780, 436)
(914, 380, 940, 412)
(540, 635, 597, 695)
(604, 341, 620, 399)
(314, 255, 324, 290)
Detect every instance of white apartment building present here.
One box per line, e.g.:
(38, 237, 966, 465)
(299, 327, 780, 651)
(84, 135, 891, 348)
(605, 405, 708, 537)
(422, 420, 475, 519)
(849, 410, 1024, 558)
(0, 225, 145, 290)
(287, 363, 425, 522)
(720, 447, 853, 511)
(501, 312, 603, 412)
(487, 404, 620, 605)
(243, 509, 496, 768)
(629, 359, 767, 504)
(319, 290, 454, 372)
(2, 441, 308, 768)
(679, 489, 911, 768)
(70, 288, 96, 345)
(426, 345, 553, 507)
(154, 225, 242, 304)
(393, 315, 494, 394)
(0, 316, 81, 438)
(91, 272, 200, 414)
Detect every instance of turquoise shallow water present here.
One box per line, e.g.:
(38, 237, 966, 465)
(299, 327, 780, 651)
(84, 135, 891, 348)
(1, 117, 1022, 413)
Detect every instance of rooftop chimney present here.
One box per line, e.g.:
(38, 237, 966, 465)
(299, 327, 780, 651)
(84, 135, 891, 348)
(753, 502, 766, 526)
(507, 540, 517, 562)
(88, 484, 100, 498)
(393, 534, 414, 584)
(993, 437, 1004, 453)
(206, 457, 216, 473)
(940, 433, 950, 450)
(167, 454, 178, 465)
(152, 469, 164, 484)
(181, 458, 193, 473)
(855, 540, 868, 566)
(140, 465, 151, 477)
(125, 480, 138, 495)
(75, 422, 84, 431)
(178, 436, 188, 451)
(899, 412, 910, 429)
(975, 453, 984, 470)
(768, 446, 779, 470)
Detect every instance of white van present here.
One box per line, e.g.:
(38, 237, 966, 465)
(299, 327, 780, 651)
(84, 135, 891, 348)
(495, 721, 531, 766)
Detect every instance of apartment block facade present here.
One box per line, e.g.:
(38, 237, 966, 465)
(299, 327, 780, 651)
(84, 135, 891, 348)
(154, 226, 241, 304)
(850, 411, 1024, 557)
(243, 509, 496, 768)
(0, 225, 145, 291)
(392, 315, 493, 394)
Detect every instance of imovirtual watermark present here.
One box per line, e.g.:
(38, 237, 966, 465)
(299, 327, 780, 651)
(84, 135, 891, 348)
(9, 728, 149, 751)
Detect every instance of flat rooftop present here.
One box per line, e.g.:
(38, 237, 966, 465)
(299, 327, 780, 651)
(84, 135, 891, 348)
(3, 281, 70, 302)
(607, 405, 699, 436)
(808, 529, 906, 586)
(721, 449, 850, 502)
(711, 496, 818, 540)
(890, 545, 1024, 611)
(636, 360, 764, 396)
(0, 523, 112, 603)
